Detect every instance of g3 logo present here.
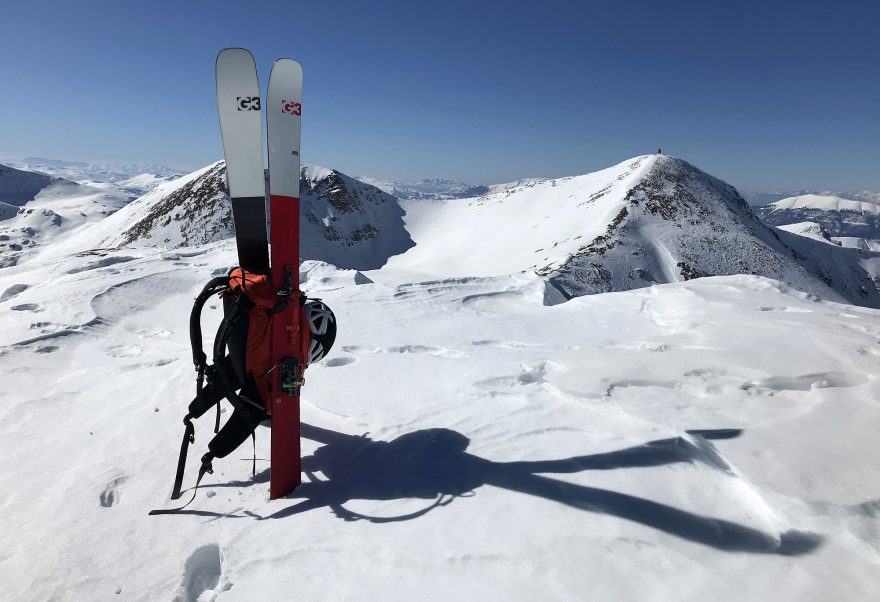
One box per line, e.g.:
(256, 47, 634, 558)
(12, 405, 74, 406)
(282, 100, 302, 116)
(237, 97, 261, 111)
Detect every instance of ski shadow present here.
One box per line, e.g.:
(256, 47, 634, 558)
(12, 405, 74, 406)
(244, 424, 821, 555)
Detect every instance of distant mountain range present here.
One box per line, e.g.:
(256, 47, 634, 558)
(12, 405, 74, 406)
(755, 194, 880, 251)
(3, 157, 182, 197)
(740, 188, 880, 207)
(0, 163, 131, 268)
(354, 176, 488, 200)
(4, 155, 880, 308)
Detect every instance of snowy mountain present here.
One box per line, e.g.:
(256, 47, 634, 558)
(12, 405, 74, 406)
(32, 154, 880, 309)
(2, 152, 880, 600)
(0, 163, 131, 267)
(386, 155, 880, 308)
(4, 157, 182, 196)
(63, 162, 414, 270)
(756, 194, 880, 241)
(741, 188, 880, 207)
(777, 221, 840, 246)
(356, 175, 488, 200)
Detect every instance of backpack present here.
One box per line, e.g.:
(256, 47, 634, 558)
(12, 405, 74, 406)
(150, 267, 336, 514)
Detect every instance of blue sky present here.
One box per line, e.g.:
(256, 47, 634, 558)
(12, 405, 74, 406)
(1, 0, 878, 190)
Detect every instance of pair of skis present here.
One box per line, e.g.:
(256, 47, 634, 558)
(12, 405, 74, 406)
(216, 48, 303, 499)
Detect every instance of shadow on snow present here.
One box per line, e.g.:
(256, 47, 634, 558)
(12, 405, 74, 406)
(206, 424, 820, 555)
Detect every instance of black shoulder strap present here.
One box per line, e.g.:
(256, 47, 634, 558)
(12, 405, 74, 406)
(190, 276, 230, 369)
(212, 295, 266, 417)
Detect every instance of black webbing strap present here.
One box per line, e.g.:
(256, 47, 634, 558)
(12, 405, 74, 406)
(190, 277, 229, 369)
(169, 418, 195, 500)
(148, 453, 214, 516)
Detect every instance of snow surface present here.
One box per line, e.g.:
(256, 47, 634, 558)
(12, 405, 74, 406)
(1, 237, 880, 600)
(769, 194, 880, 215)
(385, 156, 655, 277)
(777, 222, 839, 245)
(0, 164, 132, 268)
(2, 153, 880, 600)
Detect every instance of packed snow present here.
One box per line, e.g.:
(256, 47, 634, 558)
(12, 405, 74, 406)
(1, 155, 879, 601)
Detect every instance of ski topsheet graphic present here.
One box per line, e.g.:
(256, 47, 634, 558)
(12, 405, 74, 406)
(216, 48, 269, 272)
(266, 58, 304, 500)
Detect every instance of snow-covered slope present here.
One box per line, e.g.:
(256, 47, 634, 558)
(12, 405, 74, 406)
(60, 162, 414, 271)
(756, 194, 880, 242)
(0, 164, 131, 268)
(0, 163, 57, 206)
(387, 155, 880, 308)
(5, 157, 182, 196)
(777, 222, 840, 245)
(1, 242, 879, 600)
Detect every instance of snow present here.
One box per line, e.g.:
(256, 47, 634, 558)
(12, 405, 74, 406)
(1, 236, 879, 600)
(385, 156, 655, 277)
(777, 222, 839, 245)
(769, 194, 880, 215)
(1, 153, 879, 600)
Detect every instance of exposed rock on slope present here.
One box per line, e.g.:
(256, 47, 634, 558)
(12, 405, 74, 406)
(544, 157, 880, 307)
(71, 162, 414, 271)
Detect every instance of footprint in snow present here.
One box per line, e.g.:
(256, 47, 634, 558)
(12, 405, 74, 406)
(322, 356, 357, 367)
(175, 544, 228, 602)
(100, 476, 128, 508)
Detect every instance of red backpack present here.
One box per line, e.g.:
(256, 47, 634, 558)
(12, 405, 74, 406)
(150, 267, 336, 514)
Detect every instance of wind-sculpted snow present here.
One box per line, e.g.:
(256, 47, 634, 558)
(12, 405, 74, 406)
(1, 241, 879, 599)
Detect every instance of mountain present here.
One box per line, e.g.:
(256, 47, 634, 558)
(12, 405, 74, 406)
(0, 164, 131, 268)
(29, 154, 880, 309)
(3, 154, 880, 599)
(64, 162, 414, 270)
(776, 221, 840, 246)
(355, 176, 488, 200)
(386, 155, 880, 308)
(741, 188, 880, 207)
(4, 157, 182, 196)
(755, 194, 880, 243)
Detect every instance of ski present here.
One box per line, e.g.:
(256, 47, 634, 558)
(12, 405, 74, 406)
(216, 48, 269, 272)
(266, 58, 304, 499)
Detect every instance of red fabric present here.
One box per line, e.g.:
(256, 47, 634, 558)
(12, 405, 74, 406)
(228, 268, 275, 410)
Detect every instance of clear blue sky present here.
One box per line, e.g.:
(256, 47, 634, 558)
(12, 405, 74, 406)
(1, 0, 878, 191)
